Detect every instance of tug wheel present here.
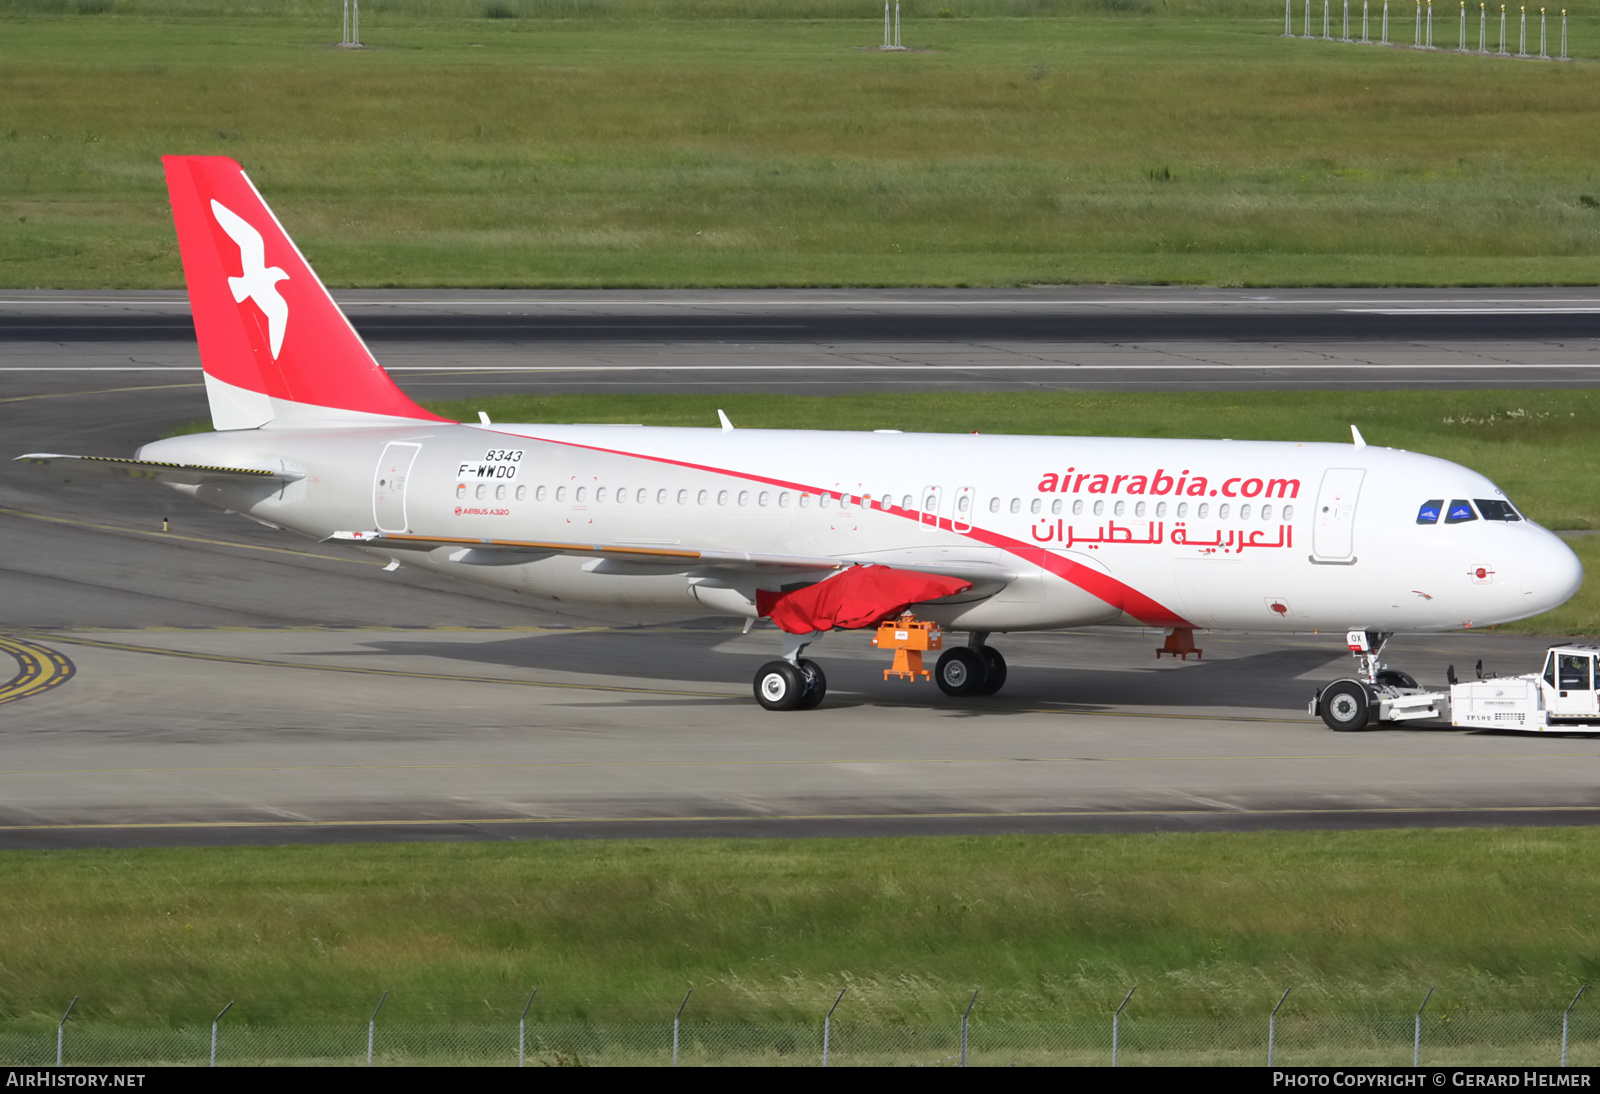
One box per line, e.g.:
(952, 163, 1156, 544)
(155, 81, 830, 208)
(1320, 680, 1374, 731)
(1375, 669, 1418, 689)
(754, 660, 806, 711)
(796, 658, 827, 710)
(975, 647, 1008, 696)
(935, 647, 986, 697)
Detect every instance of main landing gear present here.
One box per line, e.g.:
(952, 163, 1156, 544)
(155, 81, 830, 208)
(933, 635, 1008, 698)
(753, 628, 828, 712)
(753, 657, 827, 712)
(750, 624, 1009, 712)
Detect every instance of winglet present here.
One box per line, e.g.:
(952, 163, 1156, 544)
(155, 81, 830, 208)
(1350, 424, 1366, 447)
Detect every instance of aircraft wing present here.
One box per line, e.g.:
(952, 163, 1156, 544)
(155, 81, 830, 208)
(14, 453, 303, 486)
(325, 530, 848, 572)
(324, 530, 1020, 584)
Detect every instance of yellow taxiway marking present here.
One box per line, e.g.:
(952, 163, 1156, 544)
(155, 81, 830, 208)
(0, 381, 202, 405)
(0, 636, 76, 707)
(3, 803, 1600, 834)
(29, 631, 1316, 717)
(32, 632, 731, 700)
(0, 507, 380, 566)
(1, 746, 1595, 777)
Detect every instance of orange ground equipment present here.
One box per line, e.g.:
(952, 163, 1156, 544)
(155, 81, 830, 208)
(1156, 627, 1202, 661)
(872, 613, 944, 682)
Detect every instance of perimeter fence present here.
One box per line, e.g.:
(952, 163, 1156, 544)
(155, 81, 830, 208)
(8, 1004, 1600, 1066)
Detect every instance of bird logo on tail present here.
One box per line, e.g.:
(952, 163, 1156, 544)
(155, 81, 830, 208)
(209, 198, 290, 359)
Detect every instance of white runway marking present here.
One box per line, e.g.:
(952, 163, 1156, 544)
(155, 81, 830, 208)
(1345, 307, 1600, 315)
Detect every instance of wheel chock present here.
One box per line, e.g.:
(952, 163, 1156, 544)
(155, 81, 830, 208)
(1157, 627, 1202, 661)
(872, 613, 944, 682)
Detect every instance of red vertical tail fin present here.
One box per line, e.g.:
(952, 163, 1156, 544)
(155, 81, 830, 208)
(163, 156, 450, 430)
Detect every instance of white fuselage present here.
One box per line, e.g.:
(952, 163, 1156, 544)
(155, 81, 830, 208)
(139, 422, 1583, 634)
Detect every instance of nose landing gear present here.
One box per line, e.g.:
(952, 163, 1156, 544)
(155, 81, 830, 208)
(1310, 630, 1438, 730)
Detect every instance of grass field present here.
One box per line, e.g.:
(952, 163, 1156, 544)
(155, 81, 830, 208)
(1, 829, 1598, 1028)
(5, 2, 1600, 286)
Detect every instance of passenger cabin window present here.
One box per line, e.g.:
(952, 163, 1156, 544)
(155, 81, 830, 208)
(1475, 499, 1521, 521)
(1558, 654, 1594, 691)
(1444, 500, 1477, 524)
(1417, 500, 1443, 524)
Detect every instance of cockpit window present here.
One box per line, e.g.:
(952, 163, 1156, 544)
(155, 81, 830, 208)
(1416, 500, 1443, 524)
(1474, 499, 1521, 522)
(1444, 500, 1477, 524)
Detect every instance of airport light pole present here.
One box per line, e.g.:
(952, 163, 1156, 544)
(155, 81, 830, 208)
(342, 0, 361, 48)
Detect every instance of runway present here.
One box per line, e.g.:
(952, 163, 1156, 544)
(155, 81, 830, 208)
(2, 287, 1598, 849)
(9, 287, 1600, 392)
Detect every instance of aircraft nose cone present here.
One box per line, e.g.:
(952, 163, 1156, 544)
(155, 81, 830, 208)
(1525, 531, 1584, 611)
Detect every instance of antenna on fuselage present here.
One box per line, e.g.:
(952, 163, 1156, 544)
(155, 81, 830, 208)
(717, 409, 735, 432)
(1350, 424, 1367, 446)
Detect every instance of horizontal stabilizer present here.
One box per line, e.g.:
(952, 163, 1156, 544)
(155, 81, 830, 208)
(14, 453, 303, 486)
(324, 531, 846, 572)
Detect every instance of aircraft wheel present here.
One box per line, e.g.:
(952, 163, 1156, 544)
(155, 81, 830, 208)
(754, 660, 806, 712)
(1319, 680, 1373, 731)
(975, 647, 1008, 696)
(796, 658, 827, 710)
(1376, 669, 1418, 689)
(935, 647, 986, 697)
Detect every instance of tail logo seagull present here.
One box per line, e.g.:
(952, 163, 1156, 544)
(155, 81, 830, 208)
(209, 198, 289, 360)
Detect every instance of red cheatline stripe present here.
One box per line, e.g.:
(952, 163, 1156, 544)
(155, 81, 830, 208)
(495, 431, 1194, 629)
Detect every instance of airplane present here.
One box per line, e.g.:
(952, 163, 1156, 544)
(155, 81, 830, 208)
(14, 156, 1586, 724)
